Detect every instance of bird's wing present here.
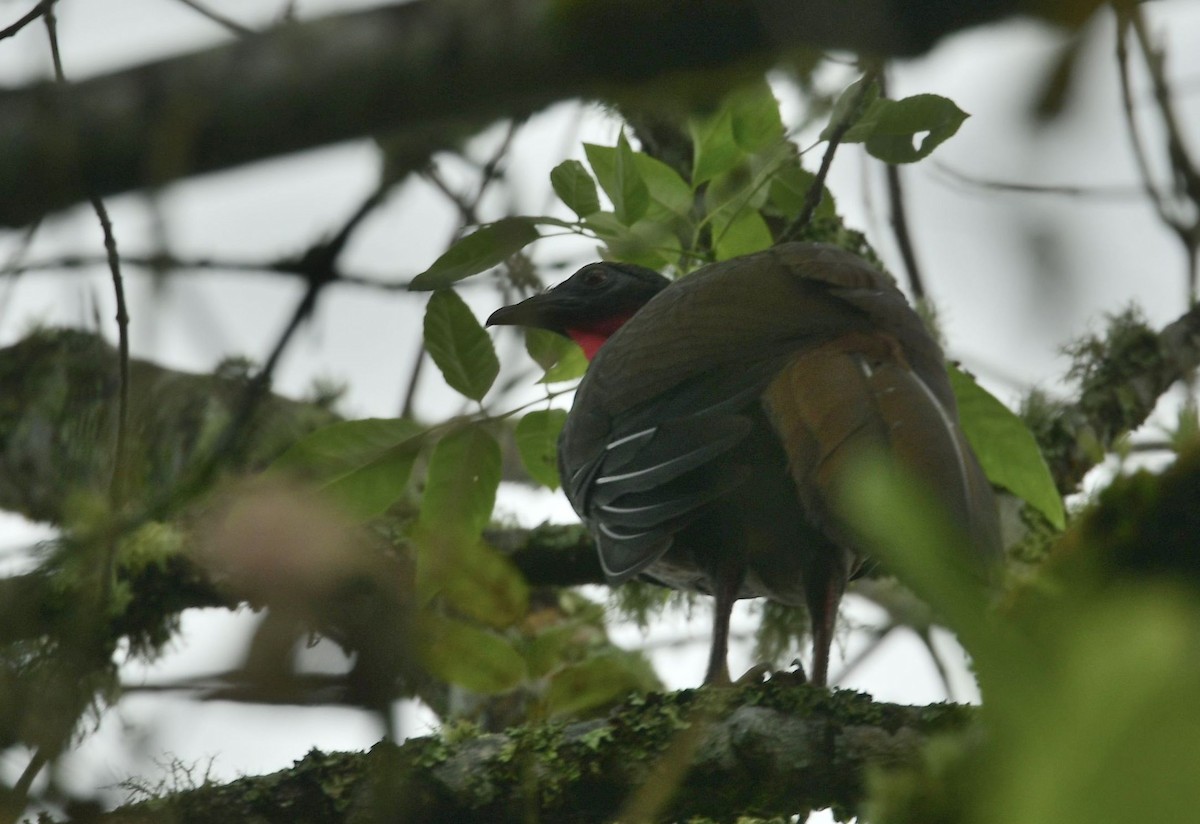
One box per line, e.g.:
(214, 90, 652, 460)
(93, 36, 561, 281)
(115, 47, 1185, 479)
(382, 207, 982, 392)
(560, 243, 1000, 581)
(762, 334, 1000, 559)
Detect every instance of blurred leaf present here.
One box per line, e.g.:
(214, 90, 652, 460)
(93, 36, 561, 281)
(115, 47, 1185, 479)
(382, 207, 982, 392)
(705, 164, 770, 216)
(438, 537, 530, 628)
(412, 424, 525, 623)
(269, 418, 424, 520)
(949, 366, 1065, 528)
(525, 622, 591, 679)
(418, 424, 501, 541)
(544, 651, 656, 717)
(766, 163, 836, 221)
(550, 159, 601, 218)
(414, 425, 524, 627)
(842, 94, 969, 164)
(838, 452, 994, 657)
(515, 409, 568, 489)
(409, 218, 540, 290)
(689, 105, 744, 186)
(713, 207, 772, 261)
(418, 612, 526, 694)
(983, 588, 1200, 824)
(728, 81, 786, 153)
(423, 290, 500, 402)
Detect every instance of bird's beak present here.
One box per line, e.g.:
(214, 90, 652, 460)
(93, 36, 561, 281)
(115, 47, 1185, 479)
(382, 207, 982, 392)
(486, 293, 560, 329)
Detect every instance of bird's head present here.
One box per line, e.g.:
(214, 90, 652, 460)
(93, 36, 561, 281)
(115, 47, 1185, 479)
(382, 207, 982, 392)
(486, 261, 669, 359)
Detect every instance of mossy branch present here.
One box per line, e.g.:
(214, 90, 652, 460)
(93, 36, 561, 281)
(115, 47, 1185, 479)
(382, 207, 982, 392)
(93, 681, 973, 824)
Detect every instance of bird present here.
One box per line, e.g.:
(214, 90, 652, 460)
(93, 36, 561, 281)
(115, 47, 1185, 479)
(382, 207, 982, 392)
(487, 242, 1000, 686)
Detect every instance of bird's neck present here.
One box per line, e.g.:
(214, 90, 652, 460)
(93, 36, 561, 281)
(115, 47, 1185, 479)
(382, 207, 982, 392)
(566, 313, 634, 360)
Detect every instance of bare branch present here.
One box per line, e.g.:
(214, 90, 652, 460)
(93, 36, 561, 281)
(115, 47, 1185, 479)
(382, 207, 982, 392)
(1116, 8, 1200, 304)
(0, 0, 54, 42)
(0, 0, 1107, 228)
(172, 0, 254, 37)
(878, 69, 926, 300)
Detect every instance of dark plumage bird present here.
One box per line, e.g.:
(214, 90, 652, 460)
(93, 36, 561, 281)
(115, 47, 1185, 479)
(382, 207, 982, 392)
(488, 242, 1000, 685)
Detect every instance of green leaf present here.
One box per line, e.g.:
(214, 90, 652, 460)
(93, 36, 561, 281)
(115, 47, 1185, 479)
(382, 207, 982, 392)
(418, 612, 526, 693)
(524, 327, 569, 371)
(269, 418, 424, 521)
(418, 424, 502, 541)
(584, 212, 681, 270)
(613, 133, 650, 225)
(766, 163, 835, 221)
(634, 153, 694, 218)
(423, 290, 500, 401)
(713, 207, 772, 261)
(820, 74, 881, 142)
(524, 328, 588, 383)
(544, 651, 657, 718)
(844, 94, 969, 164)
(948, 365, 1065, 528)
(550, 160, 601, 218)
(689, 105, 744, 186)
(584, 138, 650, 226)
(540, 344, 588, 383)
(728, 81, 785, 154)
(515, 409, 567, 489)
(585, 143, 692, 223)
(409, 218, 540, 290)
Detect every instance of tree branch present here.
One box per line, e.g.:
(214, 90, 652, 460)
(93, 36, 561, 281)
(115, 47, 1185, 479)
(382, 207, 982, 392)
(0, 0, 1104, 228)
(95, 681, 973, 823)
(1032, 302, 1200, 493)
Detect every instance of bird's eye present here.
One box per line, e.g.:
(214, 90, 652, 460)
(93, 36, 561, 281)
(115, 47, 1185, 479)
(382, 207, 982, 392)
(581, 267, 607, 287)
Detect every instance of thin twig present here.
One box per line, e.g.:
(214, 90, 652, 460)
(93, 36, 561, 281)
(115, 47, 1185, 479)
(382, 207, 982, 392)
(422, 164, 479, 225)
(173, 0, 254, 37)
(1126, 7, 1200, 305)
(781, 65, 880, 242)
(6, 747, 48, 824)
(0, 219, 41, 326)
(0, 252, 416, 290)
(1116, 10, 1200, 305)
(878, 70, 927, 300)
(1115, 16, 1178, 228)
(0, 0, 54, 41)
(400, 341, 426, 418)
(1128, 10, 1200, 213)
(45, 1, 132, 634)
(933, 162, 1146, 200)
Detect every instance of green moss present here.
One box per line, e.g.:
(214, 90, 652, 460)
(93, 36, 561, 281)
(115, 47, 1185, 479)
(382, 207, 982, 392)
(1069, 444, 1200, 587)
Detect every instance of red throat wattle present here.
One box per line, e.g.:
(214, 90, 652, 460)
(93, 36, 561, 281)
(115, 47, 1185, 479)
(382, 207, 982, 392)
(566, 313, 634, 360)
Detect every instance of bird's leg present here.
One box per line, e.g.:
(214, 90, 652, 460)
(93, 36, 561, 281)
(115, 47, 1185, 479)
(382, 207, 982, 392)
(808, 575, 842, 688)
(703, 568, 744, 685)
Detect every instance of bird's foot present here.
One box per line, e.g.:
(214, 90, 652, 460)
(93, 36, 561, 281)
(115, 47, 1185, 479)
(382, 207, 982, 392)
(733, 663, 772, 685)
(733, 659, 809, 687)
(729, 662, 806, 686)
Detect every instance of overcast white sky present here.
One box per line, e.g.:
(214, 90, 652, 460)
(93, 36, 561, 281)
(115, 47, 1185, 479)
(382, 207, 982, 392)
(1, 0, 1199, 813)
